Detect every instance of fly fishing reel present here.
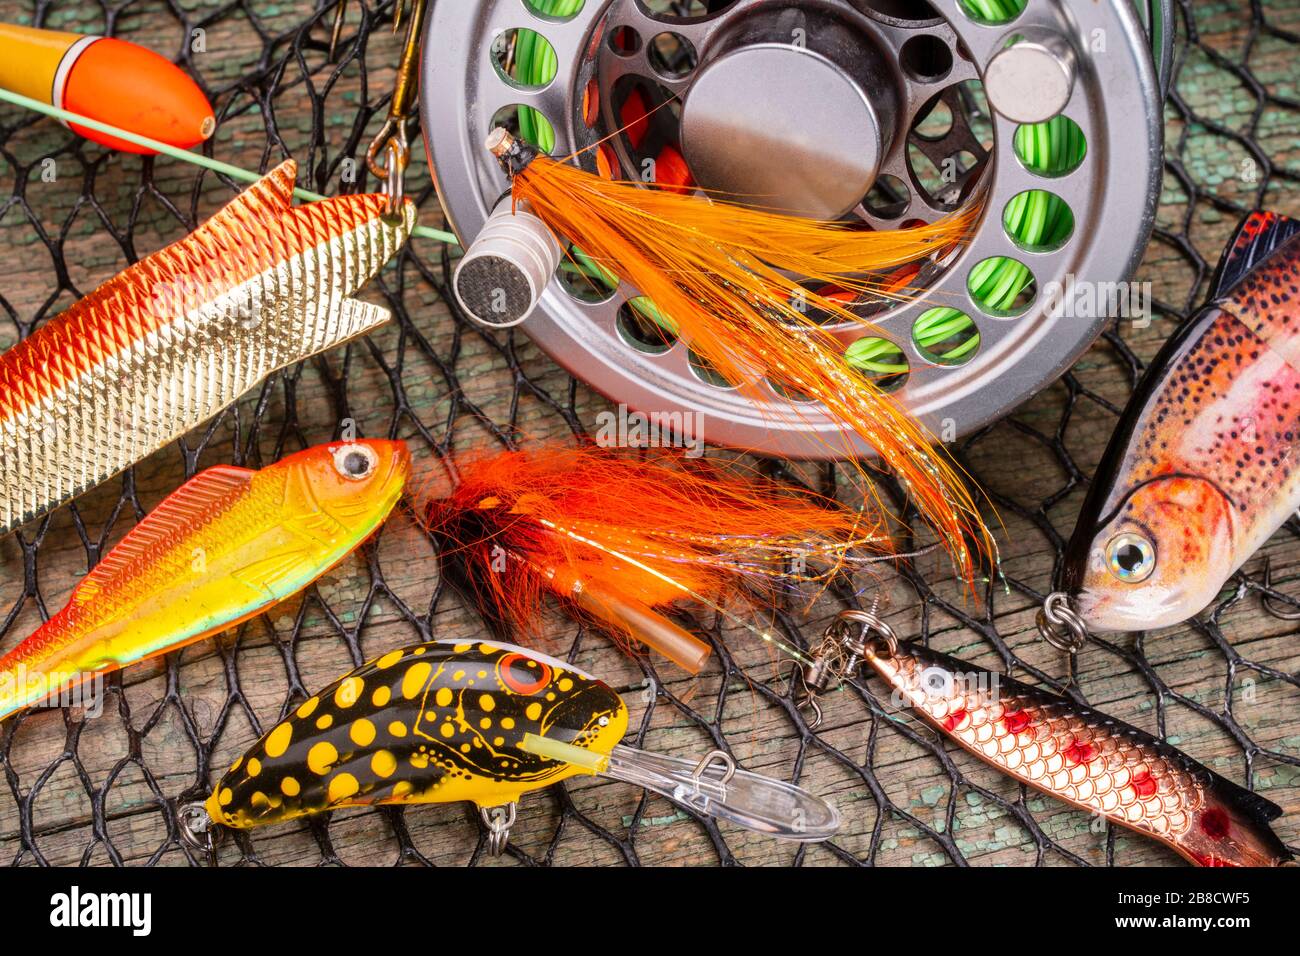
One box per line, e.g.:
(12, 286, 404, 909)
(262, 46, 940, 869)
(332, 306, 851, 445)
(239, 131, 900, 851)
(423, 0, 1170, 456)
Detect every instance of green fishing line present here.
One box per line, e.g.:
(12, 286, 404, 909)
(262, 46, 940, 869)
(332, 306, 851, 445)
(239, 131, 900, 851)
(4, 6, 1086, 388)
(515, 0, 1084, 371)
(0, 86, 459, 244)
(516, 0, 578, 152)
(957, 0, 1028, 24)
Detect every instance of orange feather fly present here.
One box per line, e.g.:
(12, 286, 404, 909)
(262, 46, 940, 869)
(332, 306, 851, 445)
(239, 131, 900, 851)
(422, 445, 889, 670)
(489, 130, 994, 585)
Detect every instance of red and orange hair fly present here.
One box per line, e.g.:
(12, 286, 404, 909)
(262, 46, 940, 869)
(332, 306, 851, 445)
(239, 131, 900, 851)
(487, 129, 996, 588)
(420, 445, 891, 674)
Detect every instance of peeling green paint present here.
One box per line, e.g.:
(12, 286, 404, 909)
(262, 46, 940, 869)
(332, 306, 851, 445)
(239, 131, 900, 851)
(919, 785, 946, 807)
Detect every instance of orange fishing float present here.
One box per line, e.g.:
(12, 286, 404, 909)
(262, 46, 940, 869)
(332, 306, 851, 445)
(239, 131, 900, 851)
(0, 22, 214, 152)
(421, 444, 891, 673)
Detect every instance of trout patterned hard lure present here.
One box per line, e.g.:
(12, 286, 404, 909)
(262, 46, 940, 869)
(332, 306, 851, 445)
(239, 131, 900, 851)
(1060, 211, 1300, 633)
(0, 159, 414, 537)
(847, 619, 1292, 866)
(0, 440, 410, 722)
(192, 639, 839, 850)
(422, 444, 891, 674)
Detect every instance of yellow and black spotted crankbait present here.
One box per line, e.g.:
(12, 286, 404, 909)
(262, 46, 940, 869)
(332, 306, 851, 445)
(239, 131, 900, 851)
(205, 639, 625, 829)
(186, 639, 838, 850)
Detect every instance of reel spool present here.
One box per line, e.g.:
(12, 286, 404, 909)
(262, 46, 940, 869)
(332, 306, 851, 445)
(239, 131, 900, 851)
(423, 0, 1171, 457)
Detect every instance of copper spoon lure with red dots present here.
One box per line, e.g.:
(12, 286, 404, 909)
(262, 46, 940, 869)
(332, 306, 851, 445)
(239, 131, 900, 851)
(810, 610, 1293, 867)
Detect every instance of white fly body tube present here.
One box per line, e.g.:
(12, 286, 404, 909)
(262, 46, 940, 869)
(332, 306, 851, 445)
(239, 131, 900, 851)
(452, 198, 563, 328)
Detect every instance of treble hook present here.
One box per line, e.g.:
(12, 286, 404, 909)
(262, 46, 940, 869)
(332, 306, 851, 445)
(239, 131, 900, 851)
(785, 662, 825, 729)
(789, 599, 897, 729)
(1260, 557, 1300, 620)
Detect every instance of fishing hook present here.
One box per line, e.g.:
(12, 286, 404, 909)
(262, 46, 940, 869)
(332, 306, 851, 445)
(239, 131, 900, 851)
(790, 600, 898, 729)
(785, 663, 824, 729)
(327, 0, 348, 62)
(1260, 557, 1300, 620)
(328, 0, 417, 62)
(362, 0, 426, 214)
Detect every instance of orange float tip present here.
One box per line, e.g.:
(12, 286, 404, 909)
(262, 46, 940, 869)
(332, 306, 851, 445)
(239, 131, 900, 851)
(0, 22, 215, 153)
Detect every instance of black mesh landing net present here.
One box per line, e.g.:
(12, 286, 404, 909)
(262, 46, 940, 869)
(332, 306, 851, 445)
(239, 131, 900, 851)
(0, 0, 1296, 867)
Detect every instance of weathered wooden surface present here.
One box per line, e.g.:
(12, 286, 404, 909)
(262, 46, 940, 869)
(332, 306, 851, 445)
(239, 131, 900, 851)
(0, 0, 1297, 867)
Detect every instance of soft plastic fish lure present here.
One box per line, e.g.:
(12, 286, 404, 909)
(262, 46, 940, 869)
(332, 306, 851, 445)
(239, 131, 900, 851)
(0, 159, 414, 536)
(187, 639, 838, 851)
(0, 440, 410, 722)
(819, 612, 1293, 866)
(422, 444, 890, 674)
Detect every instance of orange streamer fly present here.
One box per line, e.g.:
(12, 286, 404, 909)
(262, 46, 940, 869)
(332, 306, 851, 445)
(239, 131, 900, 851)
(489, 131, 995, 586)
(421, 446, 889, 671)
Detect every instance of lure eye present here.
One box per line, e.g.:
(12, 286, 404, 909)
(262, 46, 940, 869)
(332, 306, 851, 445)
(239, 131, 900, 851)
(1106, 532, 1155, 583)
(333, 444, 377, 480)
(498, 652, 551, 695)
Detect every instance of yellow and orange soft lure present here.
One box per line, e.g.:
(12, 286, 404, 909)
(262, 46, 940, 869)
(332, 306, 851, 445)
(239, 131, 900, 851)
(0, 440, 410, 723)
(488, 130, 994, 586)
(421, 444, 890, 674)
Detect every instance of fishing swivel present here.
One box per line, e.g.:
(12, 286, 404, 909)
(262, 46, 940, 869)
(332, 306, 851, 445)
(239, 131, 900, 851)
(792, 603, 898, 729)
(1036, 592, 1089, 653)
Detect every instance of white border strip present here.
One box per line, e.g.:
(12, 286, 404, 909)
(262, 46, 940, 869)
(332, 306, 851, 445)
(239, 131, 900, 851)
(51, 35, 101, 125)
